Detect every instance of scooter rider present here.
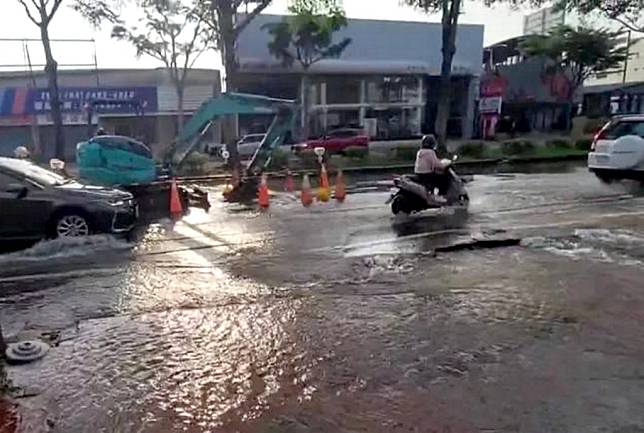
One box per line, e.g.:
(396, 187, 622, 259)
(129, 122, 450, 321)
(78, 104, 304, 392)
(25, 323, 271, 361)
(414, 134, 449, 195)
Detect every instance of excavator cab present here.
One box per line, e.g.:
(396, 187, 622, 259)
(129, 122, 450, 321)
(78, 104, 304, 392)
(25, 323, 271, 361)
(76, 92, 296, 210)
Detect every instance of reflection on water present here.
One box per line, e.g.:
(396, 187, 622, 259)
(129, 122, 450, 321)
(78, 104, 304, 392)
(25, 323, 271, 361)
(9, 302, 310, 433)
(6, 174, 644, 432)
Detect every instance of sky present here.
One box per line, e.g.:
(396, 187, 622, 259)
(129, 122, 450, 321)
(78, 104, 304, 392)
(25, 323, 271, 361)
(0, 0, 539, 72)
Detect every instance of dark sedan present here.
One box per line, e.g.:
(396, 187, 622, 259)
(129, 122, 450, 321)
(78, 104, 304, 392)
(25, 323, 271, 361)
(0, 157, 138, 241)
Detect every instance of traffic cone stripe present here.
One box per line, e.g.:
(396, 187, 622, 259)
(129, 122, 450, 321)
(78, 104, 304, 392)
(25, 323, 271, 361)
(258, 173, 270, 208)
(335, 169, 346, 202)
(285, 170, 295, 192)
(170, 178, 183, 218)
(301, 174, 313, 207)
(318, 164, 330, 202)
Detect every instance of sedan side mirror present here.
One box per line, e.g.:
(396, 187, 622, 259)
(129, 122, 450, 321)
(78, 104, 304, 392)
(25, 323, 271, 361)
(6, 183, 28, 199)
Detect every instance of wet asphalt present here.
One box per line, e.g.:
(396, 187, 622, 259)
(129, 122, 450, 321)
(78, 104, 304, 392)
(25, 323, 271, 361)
(4, 164, 644, 433)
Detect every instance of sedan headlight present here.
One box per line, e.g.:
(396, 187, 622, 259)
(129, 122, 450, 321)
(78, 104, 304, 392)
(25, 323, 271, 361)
(108, 199, 126, 207)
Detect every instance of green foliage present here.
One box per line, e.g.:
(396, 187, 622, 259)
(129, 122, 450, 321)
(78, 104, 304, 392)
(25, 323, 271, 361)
(545, 138, 572, 148)
(521, 26, 629, 97)
(555, 0, 643, 33)
(457, 142, 486, 159)
(502, 140, 536, 156)
(395, 146, 418, 161)
(575, 138, 593, 150)
(262, 0, 352, 70)
(178, 151, 210, 175)
(343, 146, 368, 159)
(72, 0, 124, 27)
(295, 149, 320, 169)
(267, 148, 291, 169)
(111, 0, 212, 85)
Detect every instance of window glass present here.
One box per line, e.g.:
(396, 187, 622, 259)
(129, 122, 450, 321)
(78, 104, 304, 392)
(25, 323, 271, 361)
(366, 76, 420, 104)
(604, 121, 644, 139)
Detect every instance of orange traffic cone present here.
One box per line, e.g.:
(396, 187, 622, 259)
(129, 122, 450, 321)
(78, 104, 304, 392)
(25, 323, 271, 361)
(170, 178, 183, 219)
(301, 174, 313, 207)
(334, 169, 346, 202)
(258, 173, 270, 209)
(285, 170, 295, 192)
(318, 164, 330, 202)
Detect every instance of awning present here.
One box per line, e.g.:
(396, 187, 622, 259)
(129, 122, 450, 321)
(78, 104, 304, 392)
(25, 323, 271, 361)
(583, 81, 644, 95)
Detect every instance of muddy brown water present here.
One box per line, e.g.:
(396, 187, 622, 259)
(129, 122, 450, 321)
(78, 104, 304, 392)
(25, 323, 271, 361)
(4, 167, 644, 432)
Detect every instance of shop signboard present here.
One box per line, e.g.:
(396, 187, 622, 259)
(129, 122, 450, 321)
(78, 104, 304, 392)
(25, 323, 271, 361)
(479, 96, 503, 114)
(0, 87, 158, 117)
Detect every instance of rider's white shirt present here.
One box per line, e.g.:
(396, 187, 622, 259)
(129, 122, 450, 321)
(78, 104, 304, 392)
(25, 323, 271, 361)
(414, 149, 443, 174)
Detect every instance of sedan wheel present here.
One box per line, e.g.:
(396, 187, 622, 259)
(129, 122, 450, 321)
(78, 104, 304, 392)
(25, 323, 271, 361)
(55, 214, 90, 237)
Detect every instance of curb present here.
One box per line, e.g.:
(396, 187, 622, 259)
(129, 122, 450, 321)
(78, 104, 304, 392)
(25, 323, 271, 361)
(177, 153, 588, 184)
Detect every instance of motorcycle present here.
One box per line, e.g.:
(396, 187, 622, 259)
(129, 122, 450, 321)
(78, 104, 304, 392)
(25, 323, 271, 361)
(387, 157, 469, 215)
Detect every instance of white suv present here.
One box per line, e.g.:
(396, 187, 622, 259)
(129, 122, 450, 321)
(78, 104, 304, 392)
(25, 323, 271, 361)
(588, 115, 644, 182)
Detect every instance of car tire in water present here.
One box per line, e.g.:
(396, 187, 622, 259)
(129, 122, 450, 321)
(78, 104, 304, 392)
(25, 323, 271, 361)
(50, 212, 92, 238)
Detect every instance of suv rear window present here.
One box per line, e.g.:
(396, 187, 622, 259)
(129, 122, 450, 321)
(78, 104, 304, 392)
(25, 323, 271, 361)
(603, 120, 644, 139)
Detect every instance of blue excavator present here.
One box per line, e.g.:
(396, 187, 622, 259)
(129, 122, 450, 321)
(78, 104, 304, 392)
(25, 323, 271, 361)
(76, 92, 296, 216)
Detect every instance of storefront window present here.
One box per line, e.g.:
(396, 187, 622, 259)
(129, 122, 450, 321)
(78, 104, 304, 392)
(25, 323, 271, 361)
(325, 76, 362, 104)
(366, 76, 420, 104)
(365, 106, 421, 139)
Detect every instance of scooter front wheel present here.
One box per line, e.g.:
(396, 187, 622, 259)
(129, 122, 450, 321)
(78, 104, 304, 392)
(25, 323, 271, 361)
(391, 195, 406, 215)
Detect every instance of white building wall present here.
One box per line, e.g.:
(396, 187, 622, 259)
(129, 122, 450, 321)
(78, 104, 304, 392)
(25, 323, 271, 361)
(157, 84, 217, 113)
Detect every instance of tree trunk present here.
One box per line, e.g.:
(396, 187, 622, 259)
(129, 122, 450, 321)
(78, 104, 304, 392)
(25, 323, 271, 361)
(0, 321, 5, 358)
(0, 321, 6, 392)
(40, 25, 65, 160)
(217, 0, 238, 146)
(176, 86, 185, 133)
(300, 73, 311, 140)
(435, 0, 461, 155)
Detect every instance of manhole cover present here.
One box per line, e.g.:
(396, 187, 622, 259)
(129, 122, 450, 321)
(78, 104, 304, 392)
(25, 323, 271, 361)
(5, 340, 49, 364)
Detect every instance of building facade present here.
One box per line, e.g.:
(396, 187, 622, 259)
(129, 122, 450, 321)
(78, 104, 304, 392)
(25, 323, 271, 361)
(0, 68, 220, 159)
(235, 15, 484, 140)
(523, 7, 566, 35)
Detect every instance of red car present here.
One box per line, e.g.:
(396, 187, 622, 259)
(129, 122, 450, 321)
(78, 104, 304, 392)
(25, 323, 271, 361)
(299, 128, 369, 153)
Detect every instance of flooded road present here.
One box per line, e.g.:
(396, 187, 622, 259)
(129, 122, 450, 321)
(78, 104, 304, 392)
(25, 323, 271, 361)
(4, 166, 644, 433)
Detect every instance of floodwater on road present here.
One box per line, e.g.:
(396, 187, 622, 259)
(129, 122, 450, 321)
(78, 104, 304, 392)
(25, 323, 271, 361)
(4, 166, 644, 433)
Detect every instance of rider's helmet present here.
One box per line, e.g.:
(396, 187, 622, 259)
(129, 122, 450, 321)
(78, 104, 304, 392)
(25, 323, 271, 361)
(421, 134, 438, 150)
(95, 128, 107, 136)
(13, 146, 30, 159)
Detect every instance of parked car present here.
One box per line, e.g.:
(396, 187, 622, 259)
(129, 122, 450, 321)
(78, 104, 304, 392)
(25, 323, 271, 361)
(237, 133, 267, 158)
(588, 115, 644, 182)
(203, 142, 226, 157)
(0, 157, 138, 241)
(297, 128, 369, 153)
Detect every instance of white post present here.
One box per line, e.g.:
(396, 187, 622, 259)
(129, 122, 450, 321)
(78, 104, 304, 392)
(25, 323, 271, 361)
(359, 79, 367, 126)
(417, 76, 424, 135)
(462, 76, 478, 139)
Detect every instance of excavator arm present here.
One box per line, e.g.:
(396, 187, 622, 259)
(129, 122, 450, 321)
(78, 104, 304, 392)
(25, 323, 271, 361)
(166, 92, 296, 177)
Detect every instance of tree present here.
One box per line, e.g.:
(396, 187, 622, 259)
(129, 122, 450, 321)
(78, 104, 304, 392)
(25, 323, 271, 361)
(404, 0, 462, 153)
(263, 0, 351, 139)
(556, 0, 644, 34)
(16, 0, 122, 159)
(522, 25, 629, 127)
(16, 0, 66, 159)
(198, 0, 272, 91)
(112, 0, 212, 130)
